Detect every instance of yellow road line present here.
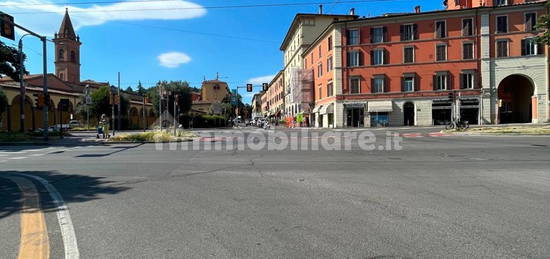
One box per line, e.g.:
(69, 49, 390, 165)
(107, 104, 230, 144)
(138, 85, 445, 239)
(9, 176, 50, 259)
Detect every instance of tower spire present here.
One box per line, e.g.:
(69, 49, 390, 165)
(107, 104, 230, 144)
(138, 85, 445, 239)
(58, 8, 77, 40)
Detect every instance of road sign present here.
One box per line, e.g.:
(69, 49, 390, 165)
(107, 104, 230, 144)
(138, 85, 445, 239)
(0, 13, 15, 40)
(85, 95, 92, 105)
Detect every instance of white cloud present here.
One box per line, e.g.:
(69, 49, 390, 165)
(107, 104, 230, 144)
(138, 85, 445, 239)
(4, 0, 207, 35)
(158, 51, 191, 68)
(247, 74, 275, 85)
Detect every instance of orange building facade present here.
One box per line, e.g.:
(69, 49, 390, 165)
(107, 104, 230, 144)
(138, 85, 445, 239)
(263, 70, 285, 119)
(303, 0, 548, 128)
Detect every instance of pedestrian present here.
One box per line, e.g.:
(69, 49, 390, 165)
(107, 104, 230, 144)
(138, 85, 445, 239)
(99, 114, 110, 139)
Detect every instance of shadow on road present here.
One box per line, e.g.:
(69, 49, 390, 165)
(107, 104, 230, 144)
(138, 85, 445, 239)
(75, 143, 144, 158)
(0, 170, 130, 220)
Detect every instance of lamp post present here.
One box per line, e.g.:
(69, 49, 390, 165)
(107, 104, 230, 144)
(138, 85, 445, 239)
(18, 34, 31, 133)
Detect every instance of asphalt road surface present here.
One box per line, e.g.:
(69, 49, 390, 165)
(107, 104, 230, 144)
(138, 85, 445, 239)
(1, 128, 549, 258)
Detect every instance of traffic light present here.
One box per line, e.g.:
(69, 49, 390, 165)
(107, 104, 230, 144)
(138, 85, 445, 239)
(0, 13, 14, 41)
(262, 83, 268, 92)
(34, 94, 45, 108)
(246, 84, 253, 92)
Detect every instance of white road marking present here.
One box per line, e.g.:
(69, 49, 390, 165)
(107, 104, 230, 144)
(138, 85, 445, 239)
(14, 173, 80, 259)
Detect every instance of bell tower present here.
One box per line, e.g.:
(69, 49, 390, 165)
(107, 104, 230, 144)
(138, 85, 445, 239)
(53, 9, 81, 84)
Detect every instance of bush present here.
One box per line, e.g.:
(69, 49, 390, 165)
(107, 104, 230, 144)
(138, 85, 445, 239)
(109, 130, 196, 142)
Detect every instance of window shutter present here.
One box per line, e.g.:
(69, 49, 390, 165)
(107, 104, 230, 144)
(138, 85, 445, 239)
(384, 49, 389, 65)
(436, 22, 441, 38)
(401, 76, 405, 92)
(459, 73, 465, 89)
(371, 78, 375, 93)
(359, 51, 364, 66)
(370, 50, 374, 65)
(521, 39, 526, 56)
(346, 52, 351, 67)
(370, 28, 374, 43)
(415, 74, 420, 91)
(413, 24, 419, 40)
(383, 27, 388, 42)
(400, 25, 405, 41)
(433, 75, 437, 90)
(448, 73, 453, 90)
(384, 76, 389, 93)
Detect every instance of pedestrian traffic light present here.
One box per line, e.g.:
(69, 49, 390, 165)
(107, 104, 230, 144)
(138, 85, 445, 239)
(0, 13, 15, 41)
(262, 83, 268, 92)
(246, 84, 253, 92)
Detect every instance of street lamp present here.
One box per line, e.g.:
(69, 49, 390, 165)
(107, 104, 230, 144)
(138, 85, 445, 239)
(18, 33, 32, 133)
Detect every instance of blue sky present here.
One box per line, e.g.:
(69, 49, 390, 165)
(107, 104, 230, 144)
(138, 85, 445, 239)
(2, 0, 443, 103)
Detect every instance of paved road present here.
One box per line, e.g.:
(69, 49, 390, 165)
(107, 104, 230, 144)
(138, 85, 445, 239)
(0, 128, 549, 258)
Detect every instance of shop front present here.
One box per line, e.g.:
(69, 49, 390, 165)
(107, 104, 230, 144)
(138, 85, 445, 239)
(344, 103, 365, 128)
(367, 101, 393, 127)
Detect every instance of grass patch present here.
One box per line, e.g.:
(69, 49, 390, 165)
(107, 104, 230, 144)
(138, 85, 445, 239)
(71, 126, 96, 131)
(445, 125, 550, 135)
(109, 130, 196, 142)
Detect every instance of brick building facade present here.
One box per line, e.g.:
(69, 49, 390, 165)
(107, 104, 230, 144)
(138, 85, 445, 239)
(303, 0, 548, 128)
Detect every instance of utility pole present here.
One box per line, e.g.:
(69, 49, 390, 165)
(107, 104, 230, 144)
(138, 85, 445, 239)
(111, 86, 115, 136)
(173, 94, 177, 136)
(142, 96, 146, 132)
(117, 72, 121, 132)
(165, 90, 170, 133)
(158, 84, 162, 131)
(85, 84, 90, 129)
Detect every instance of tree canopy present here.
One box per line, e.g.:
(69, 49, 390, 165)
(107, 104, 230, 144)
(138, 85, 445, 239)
(0, 41, 27, 82)
(536, 2, 550, 45)
(147, 81, 193, 116)
(80, 85, 129, 120)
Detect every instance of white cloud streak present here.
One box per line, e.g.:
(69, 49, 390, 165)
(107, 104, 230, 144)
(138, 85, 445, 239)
(158, 51, 191, 68)
(4, 0, 207, 35)
(247, 74, 275, 85)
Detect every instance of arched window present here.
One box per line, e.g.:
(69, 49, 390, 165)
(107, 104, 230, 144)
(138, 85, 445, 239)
(58, 49, 64, 60)
(70, 51, 76, 62)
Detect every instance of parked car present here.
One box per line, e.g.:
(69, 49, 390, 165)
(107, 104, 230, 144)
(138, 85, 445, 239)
(68, 120, 81, 129)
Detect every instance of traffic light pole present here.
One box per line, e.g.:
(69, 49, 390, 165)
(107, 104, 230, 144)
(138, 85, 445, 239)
(3, 17, 49, 139)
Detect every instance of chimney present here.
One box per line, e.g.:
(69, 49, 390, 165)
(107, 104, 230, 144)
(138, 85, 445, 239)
(319, 4, 323, 14)
(350, 8, 356, 16)
(415, 5, 421, 13)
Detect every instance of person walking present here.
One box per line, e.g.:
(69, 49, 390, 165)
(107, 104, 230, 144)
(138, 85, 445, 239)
(98, 114, 110, 139)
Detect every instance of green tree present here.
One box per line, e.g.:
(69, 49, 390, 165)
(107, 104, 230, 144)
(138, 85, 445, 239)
(536, 2, 550, 45)
(0, 41, 27, 81)
(125, 86, 134, 94)
(136, 81, 147, 96)
(147, 81, 193, 116)
(81, 86, 129, 122)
